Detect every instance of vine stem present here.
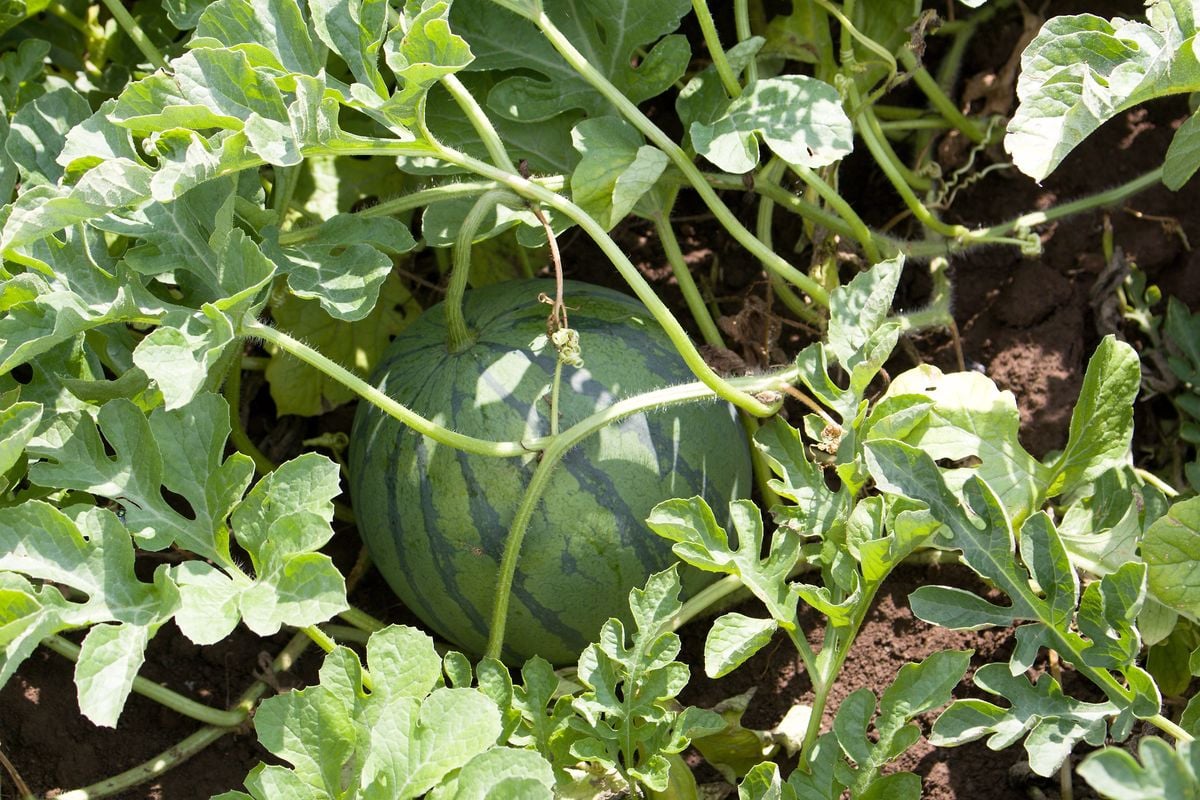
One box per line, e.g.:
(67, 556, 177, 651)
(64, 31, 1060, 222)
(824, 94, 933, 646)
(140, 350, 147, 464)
(98, 0, 168, 71)
(789, 162, 882, 262)
(447, 190, 512, 351)
(441, 74, 516, 171)
(653, 186, 785, 509)
(484, 366, 797, 660)
(799, 582, 882, 764)
(53, 630, 314, 800)
(276, 178, 565, 246)
(223, 352, 278, 476)
(243, 318, 531, 457)
(0, 746, 33, 800)
(733, 0, 758, 85)
(527, 9, 831, 307)
(431, 142, 783, 417)
(42, 636, 248, 728)
(897, 48, 985, 144)
(651, 196, 724, 347)
(692, 0, 742, 98)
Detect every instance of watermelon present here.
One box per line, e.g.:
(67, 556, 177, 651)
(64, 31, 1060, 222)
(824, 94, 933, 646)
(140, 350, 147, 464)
(349, 279, 751, 664)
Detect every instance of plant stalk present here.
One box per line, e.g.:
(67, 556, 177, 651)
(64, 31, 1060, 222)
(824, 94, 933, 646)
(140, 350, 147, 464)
(733, 0, 757, 84)
(432, 144, 786, 417)
(53, 631, 313, 800)
(692, 0, 742, 98)
(99, 0, 168, 70)
(528, 9, 831, 307)
(276, 178, 565, 247)
(42, 636, 248, 729)
(485, 366, 797, 660)
(446, 190, 511, 352)
(243, 318, 532, 457)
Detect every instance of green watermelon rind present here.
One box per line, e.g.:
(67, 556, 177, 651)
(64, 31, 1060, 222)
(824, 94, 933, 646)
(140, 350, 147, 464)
(349, 279, 751, 664)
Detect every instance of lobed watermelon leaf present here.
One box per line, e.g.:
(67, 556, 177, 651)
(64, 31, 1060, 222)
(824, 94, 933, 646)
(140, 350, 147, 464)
(1005, 6, 1200, 183)
(217, 625, 556, 800)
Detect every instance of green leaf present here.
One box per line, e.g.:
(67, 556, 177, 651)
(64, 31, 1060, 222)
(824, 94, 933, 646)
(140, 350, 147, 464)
(74, 622, 153, 728)
(568, 569, 713, 795)
(309, 0, 389, 95)
(1079, 737, 1200, 799)
(1165, 108, 1200, 189)
(97, 178, 276, 308)
(1145, 496, 1200, 616)
(931, 663, 1117, 777)
(754, 416, 849, 539)
(453, 0, 691, 122)
(131, 307, 237, 411)
(858, 773, 921, 800)
(869, 367, 1045, 525)
(1075, 562, 1146, 669)
(174, 46, 291, 127)
(242, 625, 537, 798)
(1057, 470, 1145, 578)
(265, 272, 420, 416)
(739, 762, 796, 800)
(6, 86, 90, 187)
(1005, 10, 1200, 181)
(194, 0, 324, 75)
(690, 690, 777, 783)
(909, 585, 1016, 630)
(1147, 623, 1197, 698)
(677, 37, 764, 136)
(1043, 336, 1140, 498)
(690, 76, 853, 174)
(265, 216, 413, 320)
(704, 613, 777, 678)
(163, 0, 211, 30)
(1, 159, 155, 253)
(0, 400, 40, 475)
(381, 1, 474, 129)
(648, 498, 801, 626)
(227, 452, 347, 635)
(570, 117, 668, 230)
(828, 257, 903, 372)
(434, 748, 555, 800)
(832, 651, 971, 796)
(0, 503, 177, 725)
(28, 395, 252, 559)
(376, 688, 504, 796)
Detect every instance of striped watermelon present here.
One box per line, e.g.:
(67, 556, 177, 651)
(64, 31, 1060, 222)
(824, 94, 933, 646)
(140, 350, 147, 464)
(349, 279, 751, 664)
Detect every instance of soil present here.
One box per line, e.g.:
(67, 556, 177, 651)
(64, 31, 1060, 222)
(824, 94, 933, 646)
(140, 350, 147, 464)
(5, 1, 1200, 798)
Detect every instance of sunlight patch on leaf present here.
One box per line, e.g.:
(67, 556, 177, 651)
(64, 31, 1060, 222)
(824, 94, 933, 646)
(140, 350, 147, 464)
(690, 76, 853, 174)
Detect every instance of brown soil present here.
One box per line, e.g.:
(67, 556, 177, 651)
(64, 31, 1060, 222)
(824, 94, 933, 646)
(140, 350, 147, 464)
(6, 1, 1200, 798)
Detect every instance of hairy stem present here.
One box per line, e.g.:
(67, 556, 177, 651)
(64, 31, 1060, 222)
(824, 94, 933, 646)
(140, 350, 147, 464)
(54, 631, 313, 800)
(447, 190, 511, 351)
(692, 0, 742, 98)
(223, 354, 278, 476)
(733, 0, 758, 85)
(432, 143, 785, 416)
(276, 178, 565, 247)
(99, 0, 168, 70)
(441, 73, 517, 172)
(651, 197, 724, 347)
(529, 10, 831, 307)
(43, 635, 247, 728)
(244, 318, 531, 457)
(789, 162, 882, 262)
(485, 367, 797, 660)
(898, 48, 984, 144)
(339, 605, 388, 633)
